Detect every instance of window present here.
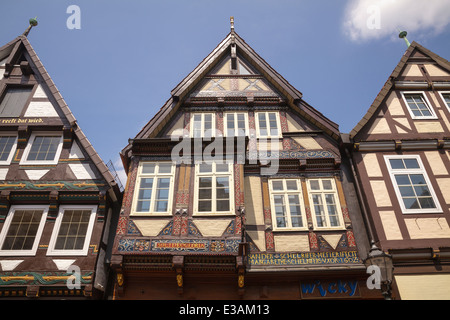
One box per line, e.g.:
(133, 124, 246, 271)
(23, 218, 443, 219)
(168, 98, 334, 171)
(401, 92, 437, 119)
(0, 86, 32, 117)
(47, 205, 97, 256)
(194, 162, 234, 215)
(255, 111, 281, 137)
(0, 133, 17, 165)
(224, 112, 248, 137)
(438, 91, 450, 112)
(307, 178, 344, 229)
(269, 179, 307, 230)
(385, 155, 442, 214)
(190, 113, 215, 138)
(20, 132, 63, 165)
(0, 205, 48, 256)
(132, 162, 175, 215)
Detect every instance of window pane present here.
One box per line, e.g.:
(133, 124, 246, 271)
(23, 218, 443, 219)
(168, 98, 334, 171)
(312, 195, 325, 227)
(155, 201, 168, 212)
(237, 114, 246, 135)
(198, 201, 211, 212)
(2, 209, 43, 251)
(395, 174, 410, 185)
(399, 186, 415, 197)
(193, 114, 202, 138)
(216, 163, 229, 172)
(272, 181, 283, 191)
(199, 163, 213, 173)
(199, 188, 212, 200)
(258, 113, 267, 136)
(0, 87, 32, 117)
(390, 159, 405, 169)
(216, 200, 230, 211)
(137, 178, 153, 212)
(158, 163, 172, 174)
(139, 178, 153, 189)
(141, 163, 155, 174)
(137, 201, 150, 212)
(288, 195, 302, 227)
(403, 158, 419, 169)
(410, 174, 426, 185)
(286, 180, 298, 191)
(199, 177, 212, 188)
(309, 180, 320, 190)
(0, 136, 16, 161)
(419, 197, 436, 209)
(55, 209, 91, 250)
(157, 178, 170, 190)
(322, 180, 332, 190)
(216, 177, 229, 188)
(268, 113, 278, 136)
(27, 136, 60, 161)
(273, 195, 286, 228)
(414, 185, 431, 197)
(403, 198, 420, 209)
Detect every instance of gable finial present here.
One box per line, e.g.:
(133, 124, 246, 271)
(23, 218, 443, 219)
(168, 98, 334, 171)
(23, 17, 38, 37)
(230, 16, 235, 33)
(398, 29, 411, 48)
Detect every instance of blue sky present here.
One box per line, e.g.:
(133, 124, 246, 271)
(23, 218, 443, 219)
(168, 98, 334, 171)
(1, 0, 450, 185)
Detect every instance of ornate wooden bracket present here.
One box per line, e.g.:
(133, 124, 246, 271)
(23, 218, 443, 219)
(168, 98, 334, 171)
(173, 255, 184, 295)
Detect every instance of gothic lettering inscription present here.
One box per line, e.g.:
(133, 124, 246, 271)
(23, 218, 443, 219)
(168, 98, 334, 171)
(248, 251, 360, 266)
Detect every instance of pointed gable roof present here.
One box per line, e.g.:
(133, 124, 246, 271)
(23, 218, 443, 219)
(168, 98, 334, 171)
(121, 30, 340, 166)
(0, 33, 120, 192)
(350, 41, 450, 139)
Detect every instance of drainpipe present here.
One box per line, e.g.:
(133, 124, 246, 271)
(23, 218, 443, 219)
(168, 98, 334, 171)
(344, 148, 376, 245)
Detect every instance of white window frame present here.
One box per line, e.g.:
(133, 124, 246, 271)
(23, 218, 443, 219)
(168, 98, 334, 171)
(190, 113, 216, 138)
(224, 112, 249, 137)
(193, 162, 235, 216)
(47, 205, 97, 256)
(0, 205, 49, 256)
(131, 162, 175, 216)
(255, 111, 282, 138)
(269, 179, 308, 231)
(306, 178, 345, 230)
(0, 132, 18, 165)
(401, 91, 438, 120)
(19, 131, 63, 165)
(437, 91, 450, 113)
(384, 155, 442, 214)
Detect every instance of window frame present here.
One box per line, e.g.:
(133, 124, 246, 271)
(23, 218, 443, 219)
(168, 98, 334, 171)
(437, 91, 450, 113)
(268, 179, 308, 231)
(306, 178, 345, 230)
(384, 155, 442, 214)
(19, 131, 64, 165)
(131, 161, 175, 216)
(401, 91, 438, 120)
(255, 111, 282, 138)
(223, 112, 249, 137)
(190, 112, 216, 138)
(46, 204, 97, 256)
(193, 162, 235, 216)
(0, 205, 49, 256)
(0, 132, 18, 165)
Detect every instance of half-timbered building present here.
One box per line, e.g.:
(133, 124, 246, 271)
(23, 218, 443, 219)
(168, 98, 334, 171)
(0, 22, 122, 299)
(346, 40, 450, 299)
(111, 19, 376, 300)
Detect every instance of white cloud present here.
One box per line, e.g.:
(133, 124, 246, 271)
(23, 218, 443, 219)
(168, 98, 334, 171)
(343, 0, 450, 42)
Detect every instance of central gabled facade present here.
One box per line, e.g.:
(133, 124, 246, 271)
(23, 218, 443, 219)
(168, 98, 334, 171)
(111, 23, 374, 300)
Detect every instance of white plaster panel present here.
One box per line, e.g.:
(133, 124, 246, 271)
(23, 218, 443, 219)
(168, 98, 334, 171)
(24, 101, 58, 117)
(69, 163, 97, 180)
